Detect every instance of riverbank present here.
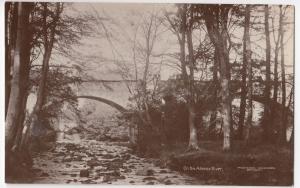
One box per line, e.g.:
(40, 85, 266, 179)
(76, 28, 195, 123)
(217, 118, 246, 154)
(167, 141, 293, 185)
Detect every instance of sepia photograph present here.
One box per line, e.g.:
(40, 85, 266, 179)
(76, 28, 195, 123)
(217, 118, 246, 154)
(3, 1, 295, 186)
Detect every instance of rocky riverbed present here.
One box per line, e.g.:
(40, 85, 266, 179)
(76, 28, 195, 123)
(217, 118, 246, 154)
(31, 139, 202, 184)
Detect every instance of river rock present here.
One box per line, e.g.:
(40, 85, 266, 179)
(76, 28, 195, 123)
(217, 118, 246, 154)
(65, 143, 78, 151)
(54, 151, 65, 157)
(81, 179, 96, 184)
(87, 159, 100, 167)
(111, 170, 121, 177)
(80, 169, 89, 177)
(122, 154, 131, 160)
(62, 156, 72, 162)
(102, 154, 115, 159)
(123, 168, 132, 173)
(136, 168, 155, 176)
(96, 135, 110, 141)
(102, 175, 111, 182)
(164, 179, 173, 185)
(73, 155, 83, 161)
(143, 176, 157, 181)
(111, 158, 122, 163)
(159, 170, 168, 173)
(40, 172, 49, 177)
(147, 169, 155, 176)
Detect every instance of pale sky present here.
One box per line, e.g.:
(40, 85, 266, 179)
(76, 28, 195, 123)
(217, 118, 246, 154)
(46, 3, 294, 82)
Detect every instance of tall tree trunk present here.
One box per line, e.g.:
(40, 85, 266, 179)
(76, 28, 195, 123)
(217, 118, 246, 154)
(273, 30, 280, 103)
(287, 85, 293, 145)
(12, 11, 34, 151)
(237, 26, 247, 140)
(5, 3, 18, 118)
(186, 16, 199, 150)
(140, 14, 154, 128)
(262, 5, 272, 142)
(178, 5, 199, 150)
(5, 2, 10, 117)
(179, 5, 188, 83)
(209, 50, 218, 136)
(270, 11, 281, 139)
(244, 5, 252, 142)
(219, 57, 231, 151)
(279, 5, 286, 144)
(20, 3, 61, 149)
(12, 91, 30, 151)
(5, 3, 32, 149)
(204, 5, 232, 151)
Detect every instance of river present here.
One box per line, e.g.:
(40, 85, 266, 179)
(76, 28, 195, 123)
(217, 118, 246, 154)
(31, 137, 201, 185)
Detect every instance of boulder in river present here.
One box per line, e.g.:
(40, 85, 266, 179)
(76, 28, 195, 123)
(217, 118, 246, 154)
(40, 172, 49, 177)
(111, 170, 121, 177)
(80, 169, 89, 177)
(62, 156, 72, 162)
(143, 176, 157, 181)
(164, 179, 173, 185)
(147, 169, 155, 176)
(102, 175, 111, 182)
(65, 143, 78, 151)
(87, 159, 101, 167)
(136, 168, 155, 176)
(159, 169, 168, 173)
(73, 155, 83, 161)
(102, 154, 115, 159)
(81, 179, 96, 184)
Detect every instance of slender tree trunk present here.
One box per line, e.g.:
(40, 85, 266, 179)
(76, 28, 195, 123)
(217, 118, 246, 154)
(5, 3, 32, 149)
(220, 70, 231, 151)
(287, 86, 293, 145)
(262, 5, 272, 142)
(178, 5, 199, 150)
(279, 5, 287, 144)
(140, 14, 154, 128)
(186, 18, 199, 150)
(273, 35, 280, 103)
(5, 3, 18, 118)
(12, 91, 30, 151)
(238, 32, 247, 140)
(272, 10, 281, 103)
(179, 5, 188, 83)
(209, 50, 218, 136)
(243, 5, 252, 142)
(5, 2, 10, 117)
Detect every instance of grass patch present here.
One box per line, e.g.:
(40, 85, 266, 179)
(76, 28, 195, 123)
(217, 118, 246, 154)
(160, 141, 293, 186)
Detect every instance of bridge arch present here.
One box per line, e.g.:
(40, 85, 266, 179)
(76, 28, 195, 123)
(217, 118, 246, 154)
(76, 95, 128, 113)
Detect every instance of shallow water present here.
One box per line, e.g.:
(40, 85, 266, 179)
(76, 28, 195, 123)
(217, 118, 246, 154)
(31, 139, 201, 185)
